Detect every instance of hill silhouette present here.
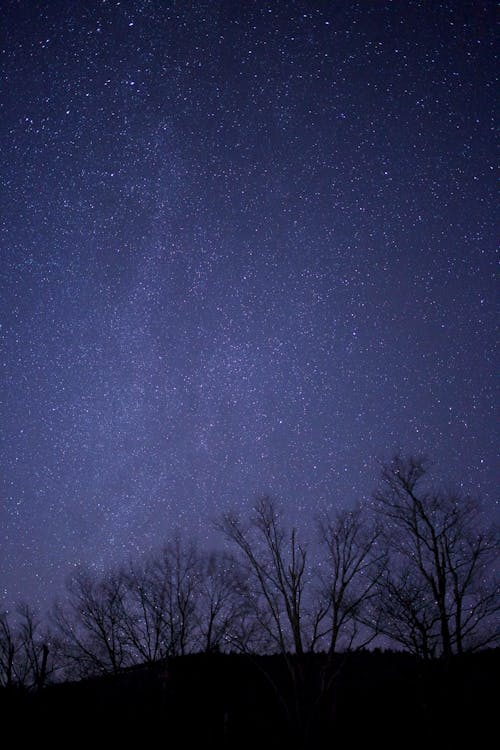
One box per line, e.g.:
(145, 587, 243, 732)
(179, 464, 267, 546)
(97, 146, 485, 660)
(2, 649, 497, 749)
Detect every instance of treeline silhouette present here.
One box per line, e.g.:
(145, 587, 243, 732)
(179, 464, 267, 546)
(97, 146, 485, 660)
(1, 456, 498, 748)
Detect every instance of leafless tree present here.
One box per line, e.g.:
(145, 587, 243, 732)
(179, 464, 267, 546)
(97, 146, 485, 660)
(54, 569, 131, 677)
(0, 612, 17, 688)
(316, 505, 385, 656)
(219, 496, 332, 746)
(121, 554, 172, 664)
(375, 566, 440, 659)
(121, 537, 205, 662)
(374, 455, 499, 657)
(54, 537, 232, 675)
(195, 551, 245, 653)
(16, 604, 53, 690)
(219, 497, 313, 657)
(0, 605, 55, 690)
(160, 537, 202, 656)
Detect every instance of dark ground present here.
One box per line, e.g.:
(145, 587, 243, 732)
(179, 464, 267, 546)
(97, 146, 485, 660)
(1, 649, 497, 749)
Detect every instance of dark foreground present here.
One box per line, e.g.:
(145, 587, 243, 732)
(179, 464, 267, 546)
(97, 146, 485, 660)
(1, 650, 497, 749)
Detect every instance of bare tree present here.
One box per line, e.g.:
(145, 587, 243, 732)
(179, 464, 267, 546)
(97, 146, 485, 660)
(374, 455, 499, 657)
(0, 612, 17, 689)
(196, 551, 244, 653)
(218, 496, 327, 746)
(375, 566, 440, 659)
(54, 569, 131, 677)
(115, 537, 241, 665)
(0, 605, 55, 690)
(120, 537, 204, 662)
(219, 497, 312, 657)
(53, 538, 207, 677)
(160, 537, 201, 656)
(16, 604, 53, 690)
(121, 555, 172, 664)
(316, 505, 385, 656)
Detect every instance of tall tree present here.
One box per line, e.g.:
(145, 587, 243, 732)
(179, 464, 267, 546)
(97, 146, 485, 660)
(0, 606, 55, 690)
(121, 554, 173, 664)
(316, 505, 384, 656)
(219, 496, 383, 746)
(54, 570, 130, 677)
(195, 551, 244, 653)
(160, 537, 201, 656)
(219, 497, 315, 743)
(0, 612, 17, 689)
(374, 455, 499, 657)
(219, 496, 312, 657)
(16, 604, 53, 691)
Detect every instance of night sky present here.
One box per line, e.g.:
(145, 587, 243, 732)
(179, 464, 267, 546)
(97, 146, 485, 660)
(1, 1, 497, 611)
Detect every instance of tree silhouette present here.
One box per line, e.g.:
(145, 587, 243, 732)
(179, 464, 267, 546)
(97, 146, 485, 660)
(121, 553, 174, 664)
(195, 550, 244, 653)
(316, 504, 385, 655)
(0, 612, 17, 689)
(219, 496, 386, 746)
(219, 497, 315, 655)
(374, 455, 499, 657)
(54, 570, 131, 677)
(0, 605, 54, 690)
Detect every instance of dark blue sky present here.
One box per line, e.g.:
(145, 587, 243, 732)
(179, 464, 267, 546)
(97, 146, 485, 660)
(1, 0, 497, 610)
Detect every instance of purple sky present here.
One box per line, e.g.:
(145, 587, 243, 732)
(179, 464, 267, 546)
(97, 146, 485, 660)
(1, 0, 497, 611)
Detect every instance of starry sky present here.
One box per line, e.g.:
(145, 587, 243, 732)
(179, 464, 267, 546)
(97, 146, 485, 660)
(1, 0, 497, 610)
